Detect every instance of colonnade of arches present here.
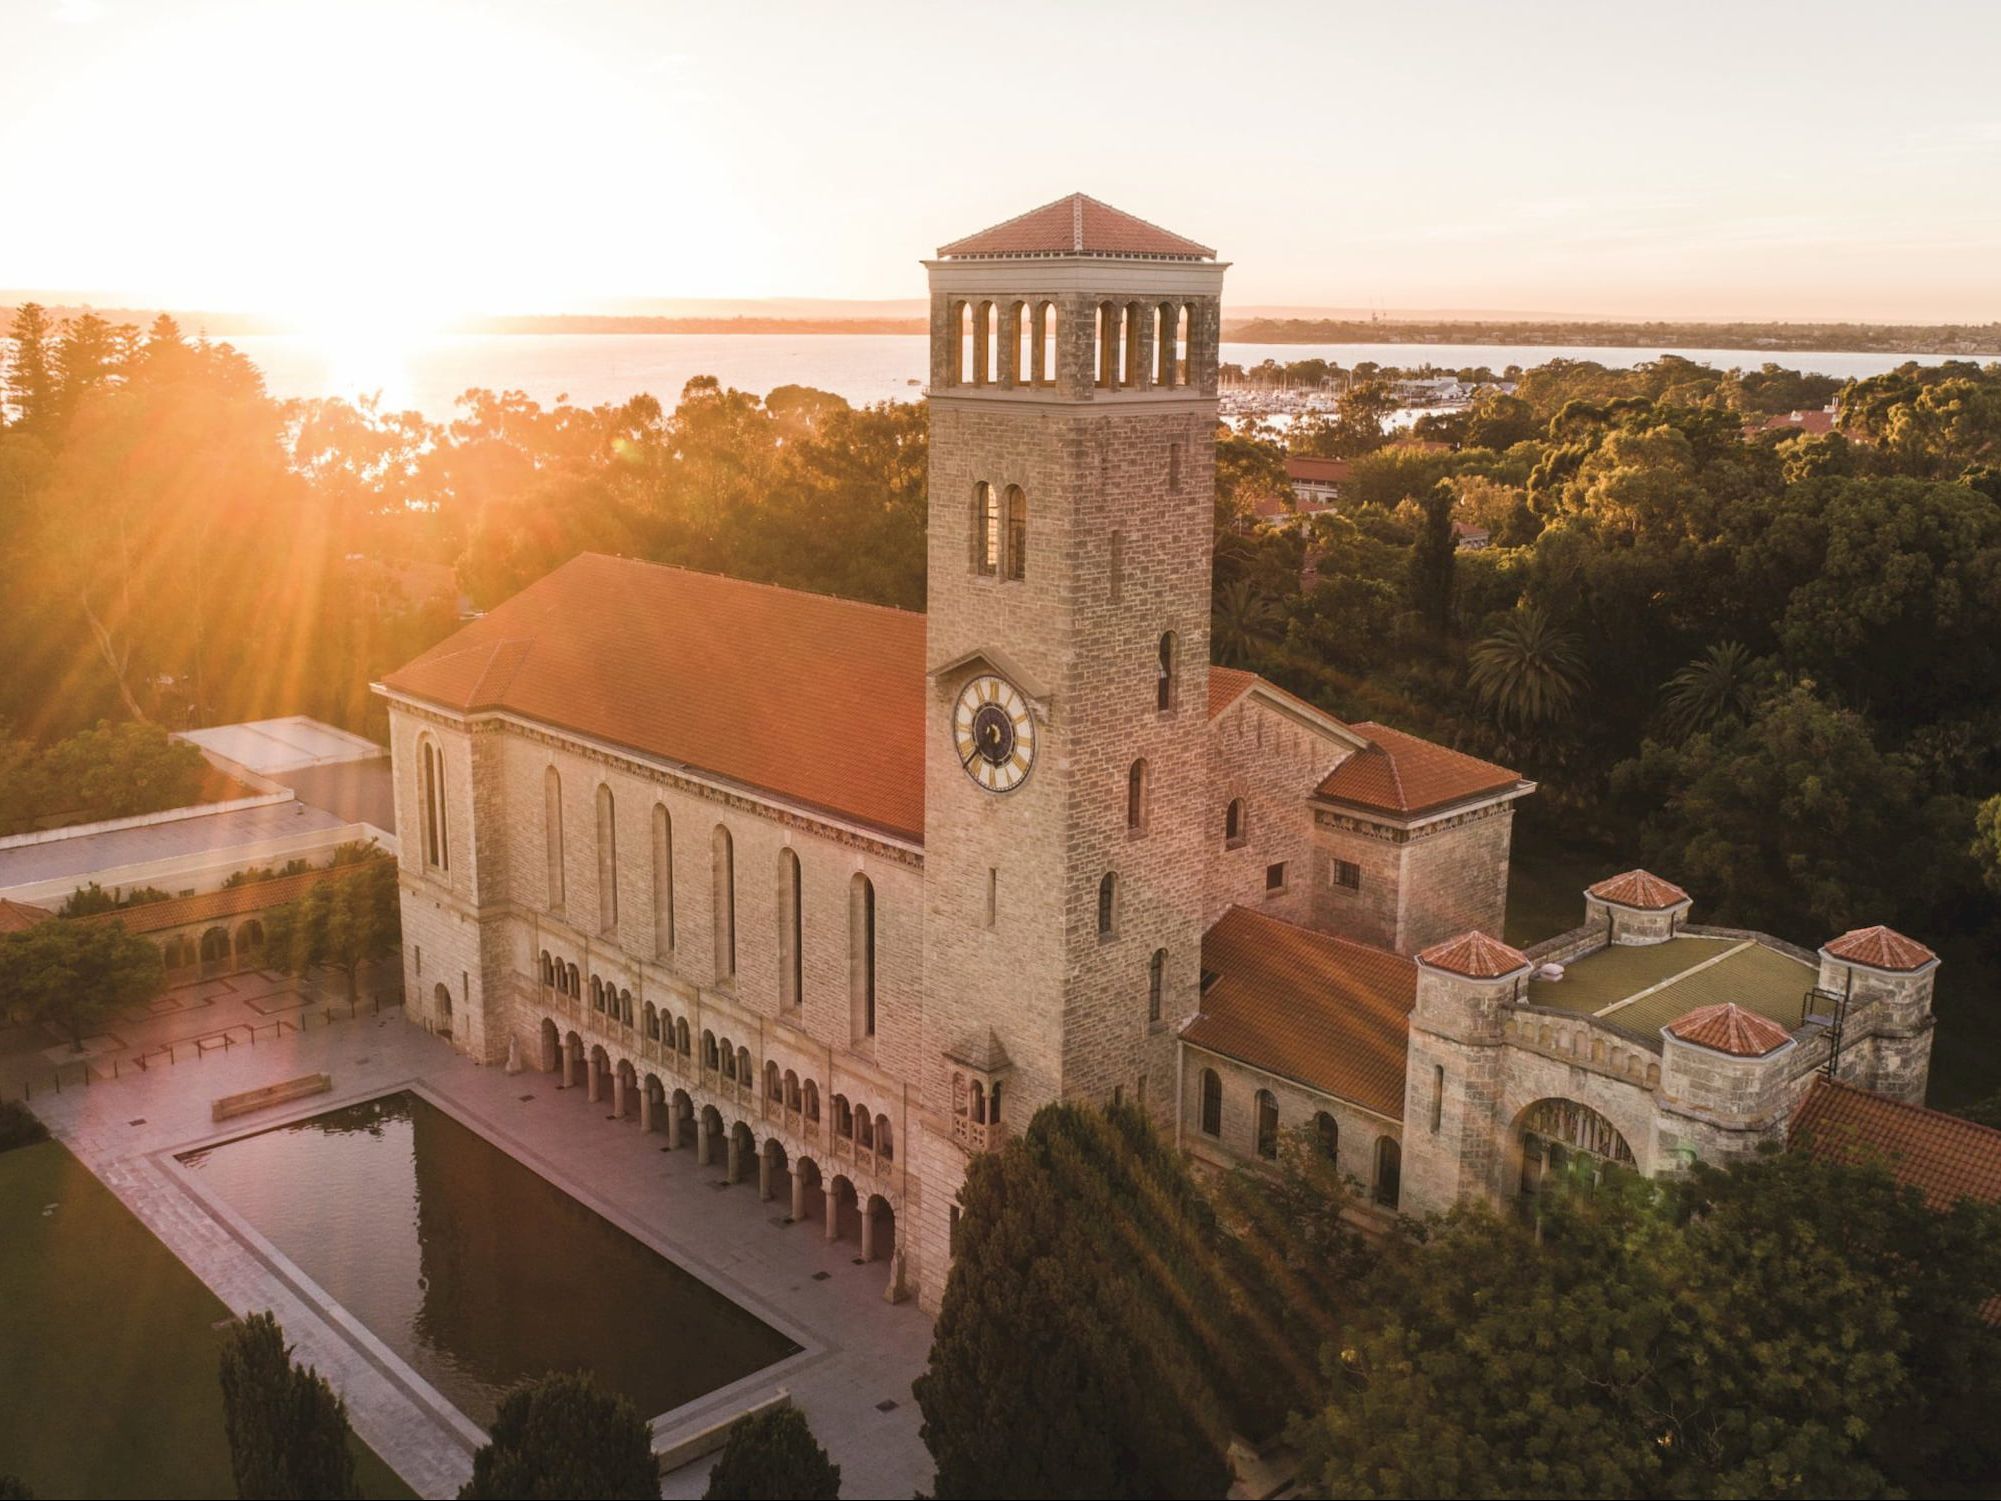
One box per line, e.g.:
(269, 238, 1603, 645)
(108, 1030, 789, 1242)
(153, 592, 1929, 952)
(534, 1014, 901, 1272)
(160, 916, 268, 976)
(944, 298, 1199, 391)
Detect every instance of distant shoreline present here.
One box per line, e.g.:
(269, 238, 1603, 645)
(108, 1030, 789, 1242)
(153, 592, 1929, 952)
(3, 307, 1998, 357)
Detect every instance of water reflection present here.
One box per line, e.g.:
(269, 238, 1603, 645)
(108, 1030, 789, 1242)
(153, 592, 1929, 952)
(180, 1091, 796, 1425)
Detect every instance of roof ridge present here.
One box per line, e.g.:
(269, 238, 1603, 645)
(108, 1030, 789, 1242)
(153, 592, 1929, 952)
(574, 552, 927, 621)
(1215, 903, 1414, 966)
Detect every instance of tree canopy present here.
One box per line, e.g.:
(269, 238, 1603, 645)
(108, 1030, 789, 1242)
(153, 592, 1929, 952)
(459, 1372, 658, 1501)
(702, 1403, 840, 1500)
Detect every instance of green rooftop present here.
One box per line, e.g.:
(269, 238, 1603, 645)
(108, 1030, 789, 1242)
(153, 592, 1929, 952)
(1525, 935, 1816, 1039)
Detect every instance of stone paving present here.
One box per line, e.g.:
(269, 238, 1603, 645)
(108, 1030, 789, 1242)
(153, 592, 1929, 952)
(30, 1007, 937, 1500)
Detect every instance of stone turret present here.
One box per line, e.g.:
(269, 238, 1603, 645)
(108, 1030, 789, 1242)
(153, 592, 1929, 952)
(1584, 869, 1691, 946)
(1816, 926, 1938, 1105)
(1400, 930, 1532, 1214)
(1656, 1003, 1798, 1164)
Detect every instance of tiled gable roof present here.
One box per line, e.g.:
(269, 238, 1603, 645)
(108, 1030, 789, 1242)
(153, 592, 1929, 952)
(1792, 1078, 2001, 1211)
(1187, 907, 1416, 1118)
(0, 898, 50, 933)
(1317, 722, 1523, 818)
(938, 193, 1215, 260)
(1589, 869, 1691, 911)
(1824, 925, 1937, 972)
(1417, 930, 1531, 980)
(382, 555, 928, 841)
(1666, 1001, 1793, 1057)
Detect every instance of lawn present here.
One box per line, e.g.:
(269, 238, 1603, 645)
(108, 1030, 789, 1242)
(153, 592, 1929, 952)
(0, 1137, 414, 1500)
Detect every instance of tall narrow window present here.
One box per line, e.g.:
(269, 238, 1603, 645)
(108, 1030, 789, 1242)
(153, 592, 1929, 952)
(712, 824, 736, 982)
(1431, 1064, 1444, 1133)
(543, 766, 564, 908)
(1375, 1137, 1402, 1209)
(1147, 948, 1165, 1023)
(651, 804, 674, 955)
(1157, 632, 1177, 712)
(973, 482, 998, 576)
(1169, 441, 1183, 492)
(1109, 529, 1124, 604)
(1097, 872, 1117, 938)
(1200, 1068, 1222, 1136)
(595, 784, 617, 933)
(778, 848, 802, 1011)
(1003, 485, 1027, 582)
(1036, 300, 1057, 386)
(1316, 1111, 1340, 1162)
(1010, 300, 1030, 387)
(1255, 1089, 1279, 1161)
(1126, 759, 1147, 832)
(1225, 798, 1246, 847)
(956, 300, 973, 385)
(850, 873, 876, 1041)
(421, 740, 447, 871)
(984, 867, 998, 928)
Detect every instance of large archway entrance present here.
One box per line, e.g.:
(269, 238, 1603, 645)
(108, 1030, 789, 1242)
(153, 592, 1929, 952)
(1516, 1097, 1636, 1197)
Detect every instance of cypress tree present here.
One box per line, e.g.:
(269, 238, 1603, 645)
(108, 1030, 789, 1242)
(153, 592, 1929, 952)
(459, 1371, 657, 1500)
(217, 1312, 359, 1500)
(702, 1403, 840, 1499)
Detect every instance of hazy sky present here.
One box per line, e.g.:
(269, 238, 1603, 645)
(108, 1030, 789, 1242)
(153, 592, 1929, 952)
(3, 0, 1997, 323)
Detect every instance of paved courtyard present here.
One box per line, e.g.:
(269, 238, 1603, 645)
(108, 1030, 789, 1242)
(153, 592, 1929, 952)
(28, 1004, 937, 1499)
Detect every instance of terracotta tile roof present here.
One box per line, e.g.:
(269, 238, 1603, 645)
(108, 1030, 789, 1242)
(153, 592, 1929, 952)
(1284, 456, 1352, 485)
(1589, 869, 1691, 911)
(69, 865, 353, 935)
(1751, 409, 1837, 437)
(382, 555, 928, 840)
(1665, 1001, 1793, 1057)
(1824, 925, 1937, 972)
(937, 193, 1215, 260)
(1417, 930, 1531, 980)
(1316, 722, 1524, 817)
(0, 898, 50, 933)
(1188, 907, 1416, 1118)
(1207, 666, 1259, 720)
(1792, 1078, 2001, 1212)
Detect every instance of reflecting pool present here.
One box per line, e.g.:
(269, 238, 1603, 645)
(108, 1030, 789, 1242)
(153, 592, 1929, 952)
(179, 1090, 798, 1425)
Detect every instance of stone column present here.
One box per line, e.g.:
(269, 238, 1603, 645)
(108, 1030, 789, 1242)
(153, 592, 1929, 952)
(824, 1186, 840, 1243)
(587, 1058, 602, 1104)
(562, 1046, 577, 1089)
(790, 1170, 806, 1223)
(639, 1087, 654, 1134)
(726, 1130, 743, 1184)
(696, 1114, 712, 1166)
(860, 1201, 876, 1262)
(666, 1103, 682, 1150)
(612, 1070, 627, 1119)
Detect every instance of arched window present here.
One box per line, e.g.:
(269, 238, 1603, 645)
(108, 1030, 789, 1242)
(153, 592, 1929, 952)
(973, 482, 998, 576)
(1010, 300, 1030, 387)
(1315, 1111, 1339, 1162)
(766, 1060, 782, 1100)
(645, 1002, 659, 1040)
(543, 766, 564, 909)
(618, 988, 633, 1027)
(565, 962, 579, 996)
(954, 300, 972, 385)
(651, 803, 674, 955)
(539, 951, 554, 988)
(1126, 759, 1148, 832)
(702, 1029, 718, 1071)
(1157, 632, 1177, 712)
(1034, 300, 1057, 386)
(877, 1114, 893, 1161)
(778, 847, 803, 1011)
(784, 1069, 800, 1109)
(850, 873, 876, 1041)
(970, 1079, 986, 1123)
(1097, 872, 1117, 938)
(737, 1044, 752, 1083)
(981, 300, 1000, 386)
(1254, 1089, 1280, 1161)
(421, 739, 448, 871)
(1174, 304, 1192, 387)
(596, 784, 618, 932)
(834, 1094, 853, 1139)
(1225, 797, 1246, 847)
(804, 1079, 821, 1122)
(1003, 485, 1027, 582)
(712, 825, 735, 981)
(590, 976, 604, 1012)
(1200, 1068, 1222, 1137)
(990, 1081, 1004, 1123)
(857, 1110, 874, 1151)
(719, 1037, 736, 1081)
(1147, 948, 1166, 1023)
(1374, 1137, 1402, 1209)
(675, 1017, 690, 1056)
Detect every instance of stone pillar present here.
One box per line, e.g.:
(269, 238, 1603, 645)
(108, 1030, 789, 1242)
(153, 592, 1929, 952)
(639, 1087, 654, 1134)
(860, 1201, 876, 1262)
(790, 1170, 806, 1223)
(612, 1070, 627, 1119)
(824, 1186, 840, 1243)
(726, 1130, 743, 1185)
(666, 1103, 682, 1150)
(562, 1046, 577, 1089)
(586, 1058, 602, 1104)
(696, 1114, 712, 1167)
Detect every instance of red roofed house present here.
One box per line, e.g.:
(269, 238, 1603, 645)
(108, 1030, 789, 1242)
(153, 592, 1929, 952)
(378, 197, 1945, 1311)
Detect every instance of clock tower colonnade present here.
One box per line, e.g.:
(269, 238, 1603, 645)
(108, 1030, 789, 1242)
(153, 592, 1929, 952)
(915, 193, 1230, 1240)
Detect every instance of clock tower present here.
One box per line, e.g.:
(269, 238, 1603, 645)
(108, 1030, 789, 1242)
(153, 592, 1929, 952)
(916, 193, 1229, 1175)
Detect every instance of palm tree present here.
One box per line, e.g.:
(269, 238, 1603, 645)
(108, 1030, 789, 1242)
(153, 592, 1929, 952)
(1466, 605, 1589, 733)
(1212, 577, 1282, 668)
(1659, 641, 1763, 742)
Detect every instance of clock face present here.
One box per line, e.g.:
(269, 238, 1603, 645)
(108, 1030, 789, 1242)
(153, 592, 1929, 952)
(953, 674, 1035, 793)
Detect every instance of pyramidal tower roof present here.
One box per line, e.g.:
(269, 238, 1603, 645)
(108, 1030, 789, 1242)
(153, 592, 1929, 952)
(937, 192, 1215, 261)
